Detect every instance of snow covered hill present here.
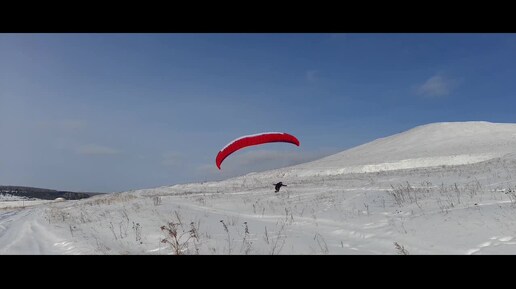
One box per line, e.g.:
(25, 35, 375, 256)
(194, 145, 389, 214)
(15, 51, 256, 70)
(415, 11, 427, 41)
(287, 121, 516, 176)
(3, 121, 516, 254)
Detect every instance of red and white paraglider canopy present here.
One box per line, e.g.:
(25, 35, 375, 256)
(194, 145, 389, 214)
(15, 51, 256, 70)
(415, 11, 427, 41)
(216, 132, 300, 169)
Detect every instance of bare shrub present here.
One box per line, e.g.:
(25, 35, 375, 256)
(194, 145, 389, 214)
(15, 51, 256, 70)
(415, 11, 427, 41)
(394, 242, 409, 255)
(240, 222, 252, 255)
(132, 222, 142, 243)
(314, 233, 329, 254)
(152, 196, 162, 206)
(220, 220, 232, 254)
(505, 188, 516, 207)
(268, 222, 287, 255)
(160, 213, 199, 255)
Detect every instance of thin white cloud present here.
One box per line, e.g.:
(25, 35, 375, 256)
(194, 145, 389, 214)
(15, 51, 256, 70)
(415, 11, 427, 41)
(229, 150, 313, 167)
(53, 137, 72, 151)
(76, 144, 120, 156)
(416, 74, 458, 97)
(197, 164, 219, 176)
(58, 120, 87, 131)
(36, 119, 87, 132)
(198, 149, 335, 179)
(306, 70, 319, 82)
(161, 152, 184, 167)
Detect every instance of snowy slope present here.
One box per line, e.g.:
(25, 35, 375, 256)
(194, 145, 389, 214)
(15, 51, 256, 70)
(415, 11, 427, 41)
(287, 121, 516, 176)
(2, 121, 516, 254)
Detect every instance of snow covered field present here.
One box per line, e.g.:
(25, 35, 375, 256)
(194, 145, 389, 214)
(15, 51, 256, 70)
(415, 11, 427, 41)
(2, 121, 516, 254)
(0, 194, 54, 209)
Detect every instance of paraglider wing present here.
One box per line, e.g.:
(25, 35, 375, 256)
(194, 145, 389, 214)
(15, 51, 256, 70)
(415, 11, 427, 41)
(216, 132, 300, 169)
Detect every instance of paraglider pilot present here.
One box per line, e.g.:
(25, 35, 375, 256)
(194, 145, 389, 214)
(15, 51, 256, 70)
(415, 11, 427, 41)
(274, 182, 287, 193)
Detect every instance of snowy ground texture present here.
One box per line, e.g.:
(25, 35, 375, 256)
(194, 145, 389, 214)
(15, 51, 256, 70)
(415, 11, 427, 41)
(3, 121, 516, 254)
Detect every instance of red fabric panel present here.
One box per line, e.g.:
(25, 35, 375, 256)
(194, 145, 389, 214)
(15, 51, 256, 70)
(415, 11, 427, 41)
(216, 133, 300, 169)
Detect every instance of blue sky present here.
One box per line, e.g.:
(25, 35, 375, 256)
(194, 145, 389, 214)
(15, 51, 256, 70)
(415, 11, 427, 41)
(1, 33, 516, 192)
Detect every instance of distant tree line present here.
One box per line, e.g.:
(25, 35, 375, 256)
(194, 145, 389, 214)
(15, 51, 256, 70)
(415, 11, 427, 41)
(0, 186, 102, 200)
